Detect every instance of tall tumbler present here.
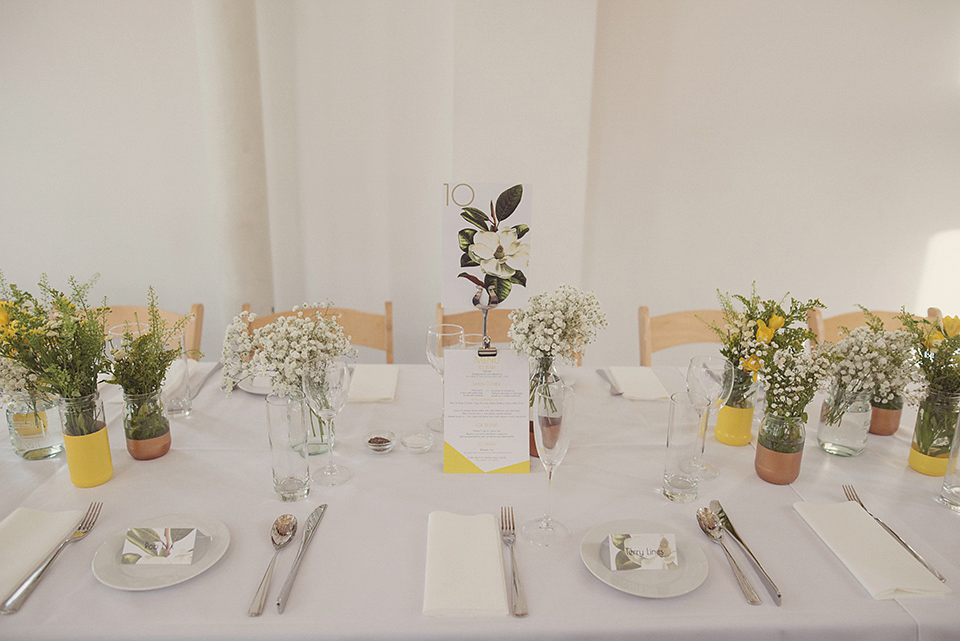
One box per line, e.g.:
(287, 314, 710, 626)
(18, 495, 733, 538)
(266, 392, 310, 501)
(663, 392, 710, 503)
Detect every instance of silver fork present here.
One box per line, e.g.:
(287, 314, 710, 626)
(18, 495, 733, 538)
(499, 507, 527, 617)
(842, 485, 945, 582)
(1, 502, 103, 614)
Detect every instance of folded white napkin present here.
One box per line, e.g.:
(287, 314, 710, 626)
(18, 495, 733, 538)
(608, 366, 670, 401)
(794, 501, 951, 599)
(348, 364, 399, 403)
(423, 511, 509, 617)
(0, 507, 84, 600)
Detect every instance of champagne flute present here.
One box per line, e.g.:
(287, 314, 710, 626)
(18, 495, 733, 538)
(522, 381, 575, 547)
(684, 356, 734, 479)
(425, 324, 464, 433)
(302, 359, 352, 486)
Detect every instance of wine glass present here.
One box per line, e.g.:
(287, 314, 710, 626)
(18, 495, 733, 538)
(425, 324, 464, 433)
(301, 359, 352, 486)
(684, 356, 734, 479)
(522, 381, 575, 547)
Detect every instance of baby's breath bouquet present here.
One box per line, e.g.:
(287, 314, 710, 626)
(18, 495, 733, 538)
(897, 311, 960, 472)
(221, 304, 356, 452)
(508, 285, 607, 402)
(221, 303, 356, 395)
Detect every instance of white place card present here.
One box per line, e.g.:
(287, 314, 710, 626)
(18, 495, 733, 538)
(121, 527, 197, 565)
(442, 348, 530, 474)
(602, 533, 679, 571)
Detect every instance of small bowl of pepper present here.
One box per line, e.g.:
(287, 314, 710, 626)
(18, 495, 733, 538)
(364, 430, 396, 454)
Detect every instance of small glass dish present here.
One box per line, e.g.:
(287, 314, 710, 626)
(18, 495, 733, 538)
(364, 430, 396, 454)
(400, 431, 434, 454)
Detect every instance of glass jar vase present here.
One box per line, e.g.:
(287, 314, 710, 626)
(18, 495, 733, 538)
(58, 392, 113, 487)
(755, 413, 805, 485)
(5, 391, 64, 460)
(715, 366, 757, 446)
(122, 389, 171, 460)
(908, 388, 960, 476)
(817, 383, 872, 457)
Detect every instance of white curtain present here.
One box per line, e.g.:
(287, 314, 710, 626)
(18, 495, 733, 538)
(1, 0, 958, 364)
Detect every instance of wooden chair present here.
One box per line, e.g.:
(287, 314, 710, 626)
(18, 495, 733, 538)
(807, 307, 943, 344)
(104, 304, 204, 359)
(638, 306, 726, 366)
(242, 302, 394, 364)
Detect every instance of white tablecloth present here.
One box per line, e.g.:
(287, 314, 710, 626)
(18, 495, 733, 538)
(1, 363, 958, 641)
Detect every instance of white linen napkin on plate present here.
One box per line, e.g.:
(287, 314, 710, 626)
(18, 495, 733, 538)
(794, 501, 951, 599)
(348, 364, 399, 403)
(608, 366, 670, 401)
(0, 507, 84, 600)
(423, 511, 509, 617)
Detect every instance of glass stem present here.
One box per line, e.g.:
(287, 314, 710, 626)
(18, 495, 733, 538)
(324, 416, 336, 472)
(439, 375, 445, 428)
(542, 467, 555, 528)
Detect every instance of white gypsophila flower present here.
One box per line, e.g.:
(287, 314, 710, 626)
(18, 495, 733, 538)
(220, 304, 357, 395)
(0, 357, 36, 396)
(507, 285, 607, 364)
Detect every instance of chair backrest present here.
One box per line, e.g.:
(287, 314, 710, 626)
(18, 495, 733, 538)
(638, 306, 726, 366)
(241, 303, 394, 364)
(807, 307, 943, 344)
(104, 304, 204, 359)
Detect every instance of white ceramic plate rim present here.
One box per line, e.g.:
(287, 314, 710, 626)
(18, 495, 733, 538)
(237, 374, 274, 395)
(92, 514, 230, 591)
(580, 518, 708, 598)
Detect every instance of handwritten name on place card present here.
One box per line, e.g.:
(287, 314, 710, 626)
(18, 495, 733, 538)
(122, 527, 197, 565)
(602, 533, 678, 571)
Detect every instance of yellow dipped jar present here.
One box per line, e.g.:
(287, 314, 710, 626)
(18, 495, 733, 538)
(908, 446, 949, 477)
(715, 405, 755, 446)
(63, 428, 114, 487)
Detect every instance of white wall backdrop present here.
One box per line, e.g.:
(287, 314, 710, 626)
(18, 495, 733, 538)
(1, 0, 958, 365)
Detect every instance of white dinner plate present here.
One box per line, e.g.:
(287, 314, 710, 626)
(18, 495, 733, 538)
(237, 374, 274, 395)
(580, 519, 708, 598)
(92, 514, 230, 591)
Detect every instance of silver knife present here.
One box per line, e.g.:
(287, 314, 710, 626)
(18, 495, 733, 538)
(596, 368, 623, 396)
(276, 504, 327, 613)
(710, 500, 782, 605)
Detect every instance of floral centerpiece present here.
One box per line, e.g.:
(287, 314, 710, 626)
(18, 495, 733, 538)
(221, 303, 356, 453)
(0, 355, 63, 460)
(0, 274, 113, 486)
(508, 284, 607, 401)
(107, 288, 189, 460)
(706, 284, 822, 447)
(896, 311, 960, 475)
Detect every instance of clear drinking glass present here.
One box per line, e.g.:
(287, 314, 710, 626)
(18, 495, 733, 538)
(663, 391, 711, 503)
(685, 356, 734, 478)
(522, 381, 575, 546)
(266, 392, 310, 501)
(302, 359, 352, 486)
(425, 324, 464, 433)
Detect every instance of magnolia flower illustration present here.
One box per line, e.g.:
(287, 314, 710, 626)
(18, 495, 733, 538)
(457, 184, 529, 305)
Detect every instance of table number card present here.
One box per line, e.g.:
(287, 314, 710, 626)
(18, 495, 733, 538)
(441, 182, 531, 311)
(443, 348, 530, 474)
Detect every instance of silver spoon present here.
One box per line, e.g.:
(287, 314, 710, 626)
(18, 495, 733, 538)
(248, 514, 297, 616)
(696, 507, 761, 605)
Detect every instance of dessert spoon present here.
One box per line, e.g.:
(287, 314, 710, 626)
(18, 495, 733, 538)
(248, 514, 297, 616)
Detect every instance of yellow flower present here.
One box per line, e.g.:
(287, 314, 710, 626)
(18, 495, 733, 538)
(943, 316, 960, 338)
(741, 355, 763, 372)
(926, 330, 946, 349)
(0, 304, 9, 326)
(755, 315, 784, 344)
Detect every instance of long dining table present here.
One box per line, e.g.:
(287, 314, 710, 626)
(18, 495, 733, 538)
(2, 362, 959, 641)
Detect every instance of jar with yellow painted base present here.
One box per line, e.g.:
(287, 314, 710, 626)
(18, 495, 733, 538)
(58, 392, 113, 487)
(5, 391, 64, 460)
(714, 366, 757, 446)
(908, 388, 960, 477)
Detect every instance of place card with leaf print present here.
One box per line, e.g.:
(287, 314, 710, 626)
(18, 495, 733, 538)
(601, 533, 679, 571)
(121, 527, 197, 565)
